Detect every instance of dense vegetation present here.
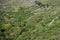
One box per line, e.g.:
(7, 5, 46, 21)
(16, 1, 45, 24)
(0, 0, 60, 40)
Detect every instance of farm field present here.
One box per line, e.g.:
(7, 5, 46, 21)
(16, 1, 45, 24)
(0, 0, 60, 40)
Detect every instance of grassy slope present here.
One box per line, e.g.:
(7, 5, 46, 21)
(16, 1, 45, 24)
(0, 0, 60, 40)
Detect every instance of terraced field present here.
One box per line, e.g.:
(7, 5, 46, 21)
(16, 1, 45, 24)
(0, 0, 60, 40)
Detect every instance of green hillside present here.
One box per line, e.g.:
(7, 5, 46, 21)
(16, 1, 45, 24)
(0, 0, 60, 40)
